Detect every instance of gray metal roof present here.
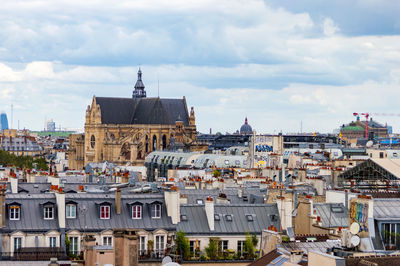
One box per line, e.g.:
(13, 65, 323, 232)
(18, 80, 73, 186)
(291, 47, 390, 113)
(5, 194, 58, 233)
(177, 204, 280, 235)
(279, 239, 341, 255)
(180, 187, 266, 205)
(313, 203, 349, 228)
(95, 97, 189, 125)
(374, 198, 400, 219)
(65, 193, 175, 232)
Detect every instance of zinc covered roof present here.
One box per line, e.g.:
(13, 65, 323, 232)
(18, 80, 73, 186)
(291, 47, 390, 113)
(371, 158, 400, 179)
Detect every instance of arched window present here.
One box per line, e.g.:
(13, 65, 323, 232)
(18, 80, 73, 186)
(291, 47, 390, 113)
(153, 135, 157, 151)
(90, 135, 95, 148)
(145, 135, 149, 153)
(162, 135, 167, 150)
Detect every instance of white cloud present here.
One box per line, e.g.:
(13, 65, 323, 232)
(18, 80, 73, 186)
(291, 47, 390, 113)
(323, 17, 340, 36)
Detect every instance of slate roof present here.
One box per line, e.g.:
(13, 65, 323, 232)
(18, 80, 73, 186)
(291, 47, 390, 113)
(65, 193, 175, 232)
(180, 187, 266, 205)
(4, 194, 58, 233)
(313, 203, 349, 228)
(177, 204, 280, 235)
(374, 198, 400, 219)
(95, 97, 189, 125)
(2, 192, 176, 233)
(279, 239, 341, 255)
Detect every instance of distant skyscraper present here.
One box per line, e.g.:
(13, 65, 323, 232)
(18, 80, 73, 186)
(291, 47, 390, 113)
(47, 119, 56, 132)
(0, 112, 9, 131)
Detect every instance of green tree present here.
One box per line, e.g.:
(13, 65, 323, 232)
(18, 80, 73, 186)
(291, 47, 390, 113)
(175, 230, 190, 260)
(205, 238, 219, 260)
(213, 170, 221, 178)
(244, 232, 255, 259)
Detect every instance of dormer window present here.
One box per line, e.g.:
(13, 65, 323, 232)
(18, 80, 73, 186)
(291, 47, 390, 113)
(151, 204, 161, 218)
(66, 204, 77, 218)
(100, 205, 110, 219)
(132, 205, 142, 219)
(9, 205, 20, 220)
(44, 205, 54, 220)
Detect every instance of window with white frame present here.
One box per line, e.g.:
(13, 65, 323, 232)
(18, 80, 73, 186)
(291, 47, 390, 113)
(139, 236, 147, 255)
(382, 223, 400, 249)
(100, 205, 110, 219)
(9, 205, 20, 220)
(14, 237, 22, 252)
(66, 204, 76, 218)
(155, 235, 165, 255)
(44, 206, 54, 219)
(49, 237, 57, 248)
(132, 205, 142, 219)
(189, 240, 200, 254)
(151, 204, 161, 218)
(103, 236, 112, 246)
(69, 236, 79, 255)
(219, 240, 228, 252)
(237, 240, 245, 254)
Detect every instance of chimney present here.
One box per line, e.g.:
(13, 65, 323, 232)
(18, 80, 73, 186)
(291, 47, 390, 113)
(205, 197, 214, 231)
(238, 186, 243, 198)
(10, 176, 18, 194)
(83, 235, 97, 266)
(0, 184, 6, 228)
(113, 229, 138, 266)
(164, 187, 180, 224)
(115, 187, 121, 215)
(290, 250, 304, 264)
(55, 188, 66, 229)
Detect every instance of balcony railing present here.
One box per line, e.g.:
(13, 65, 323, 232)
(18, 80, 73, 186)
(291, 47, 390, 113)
(138, 249, 166, 260)
(0, 248, 69, 261)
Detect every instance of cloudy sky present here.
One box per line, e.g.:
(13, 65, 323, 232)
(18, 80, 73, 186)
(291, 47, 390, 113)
(1, 0, 400, 134)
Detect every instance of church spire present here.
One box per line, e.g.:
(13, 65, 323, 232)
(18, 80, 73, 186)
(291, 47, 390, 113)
(133, 68, 146, 98)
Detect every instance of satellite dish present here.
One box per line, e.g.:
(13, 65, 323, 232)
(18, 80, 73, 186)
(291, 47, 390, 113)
(350, 222, 360, 235)
(366, 140, 373, 148)
(350, 235, 360, 247)
(162, 256, 172, 265)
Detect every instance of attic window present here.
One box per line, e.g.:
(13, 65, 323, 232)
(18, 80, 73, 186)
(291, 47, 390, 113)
(246, 215, 253, 222)
(181, 214, 187, 221)
(196, 199, 204, 205)
(270, 214, 278, 222)
(214, 214, 220, 221)
(225, 215, 233, 221)
(331, 206, 344, 213)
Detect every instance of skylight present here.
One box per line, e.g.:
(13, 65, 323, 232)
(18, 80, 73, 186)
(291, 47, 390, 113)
(225, 215, 232, 221)
(214, 214, 220, 221)
(246, 215, 253, 221)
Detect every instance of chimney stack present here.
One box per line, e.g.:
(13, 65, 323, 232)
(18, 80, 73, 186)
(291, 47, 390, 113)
(164, 187, 180, 224)
(205, 196, 214, 231)
(116, 187, 121, 215)
(0, 184, 6, 228)
(10, 175, 18, 194)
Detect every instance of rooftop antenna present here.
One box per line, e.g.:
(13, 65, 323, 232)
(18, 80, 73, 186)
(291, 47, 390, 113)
(158, 75, 160, 98)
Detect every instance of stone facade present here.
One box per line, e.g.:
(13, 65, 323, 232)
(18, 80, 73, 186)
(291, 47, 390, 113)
(68, 70, 203, 169)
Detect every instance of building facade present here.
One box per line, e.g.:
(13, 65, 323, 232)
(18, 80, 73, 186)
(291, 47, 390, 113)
(69, 70, 201, 169)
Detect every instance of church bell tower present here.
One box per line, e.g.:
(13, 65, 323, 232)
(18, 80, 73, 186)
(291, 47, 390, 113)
(132, 68, 146, 98)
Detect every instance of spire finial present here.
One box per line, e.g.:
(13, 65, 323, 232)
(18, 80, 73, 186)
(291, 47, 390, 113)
(245, 117, 248, 125)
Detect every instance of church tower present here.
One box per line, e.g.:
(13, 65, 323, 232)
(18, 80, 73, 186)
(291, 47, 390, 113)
(132, 68, 146, 98)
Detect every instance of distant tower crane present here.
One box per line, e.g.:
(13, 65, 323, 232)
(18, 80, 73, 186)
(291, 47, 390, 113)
(353, 112, 370, 139)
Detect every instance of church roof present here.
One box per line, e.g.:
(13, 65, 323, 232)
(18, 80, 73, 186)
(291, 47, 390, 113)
(95, 97, 189, 125)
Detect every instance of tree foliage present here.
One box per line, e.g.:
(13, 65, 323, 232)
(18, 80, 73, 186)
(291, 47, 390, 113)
(205, 237, 219, 260)
(244, 232, 255, 259)
(175, 230, 190, 260)
(0, 150, 48, 170)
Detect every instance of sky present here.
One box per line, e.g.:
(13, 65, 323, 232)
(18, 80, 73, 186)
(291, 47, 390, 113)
(1, 0, 400, 134)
